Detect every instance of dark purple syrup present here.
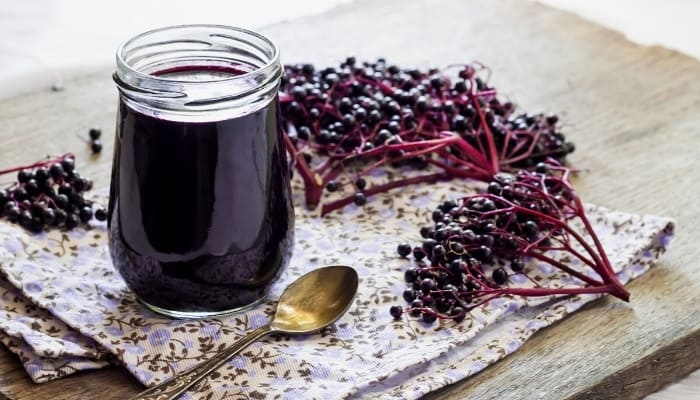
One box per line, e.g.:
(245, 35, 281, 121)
(108, 67, 293, 314)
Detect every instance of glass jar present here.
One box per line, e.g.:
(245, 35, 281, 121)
(109, 25, 294, 319)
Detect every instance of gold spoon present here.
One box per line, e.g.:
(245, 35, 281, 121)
(130, 265, 359, 400)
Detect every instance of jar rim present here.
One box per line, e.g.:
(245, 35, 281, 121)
(116, 24, 280, 85)
(114, 24, 282, 122)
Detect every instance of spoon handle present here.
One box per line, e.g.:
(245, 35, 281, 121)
(129, 325, 272, 400)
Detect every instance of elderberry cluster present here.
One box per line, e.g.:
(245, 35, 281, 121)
(390, 163, 575, 324)
(0, 156, 107, 233)
(280, 57, 575, 212)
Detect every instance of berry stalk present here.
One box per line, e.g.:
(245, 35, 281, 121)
(280, 58, 575, 214)
(391, 162, 629, 324)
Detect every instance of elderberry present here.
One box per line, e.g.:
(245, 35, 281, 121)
(281, 59, 573, 215)
(353, 192, 367, 206)
(94, 208, 108, 222)
(89, 128, 102, 140)
(492, 268, 508, 285)
(65, 213, 79, 230)
(389, 165, 629, 326)
(511, 257, 525, 272)
(91, 140, 103, 154)
(402, 289, 416, 302)
(389, 305, 403, 319)
(397, 243, 412, 258)
(326, 180, 340, 192)
(421, 312, 437, 323)
(412, 247, 426, 260)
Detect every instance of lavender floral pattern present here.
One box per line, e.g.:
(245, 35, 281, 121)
(0, 178, 673, 399)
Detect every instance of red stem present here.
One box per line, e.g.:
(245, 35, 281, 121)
(0, 153, 73, 176)
(469, 78, 499, 174)
(284, 135, 322, 207)
(527, 252, 604, 287)
(499, 284, 629, 300)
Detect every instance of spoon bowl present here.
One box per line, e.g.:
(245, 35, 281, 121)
(272, 265, 359, 333)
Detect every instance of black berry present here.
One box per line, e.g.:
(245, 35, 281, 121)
(492, 268, 508, 285)
(397, 243, 412, 257)
(353, 192, 367, 206)
(64, 213, 79, 230)
(326, 180, 340, 192)
(94, 208, 108, 221)
(389, 305, 403, 319)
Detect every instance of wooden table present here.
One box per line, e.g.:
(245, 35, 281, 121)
(0, 0, 698, 399)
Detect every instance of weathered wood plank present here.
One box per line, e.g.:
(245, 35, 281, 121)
(0, 0, 698, 399)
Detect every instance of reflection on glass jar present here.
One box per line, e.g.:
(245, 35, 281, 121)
(110, 25, 294, 318)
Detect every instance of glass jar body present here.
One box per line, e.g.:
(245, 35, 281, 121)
(109, 25, 294, 318)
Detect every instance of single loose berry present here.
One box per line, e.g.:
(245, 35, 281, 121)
(326, 180, 340, 192)
(89, 128, 102, 140)
(397, 243, 412, 257)
(94, 208, 108, 221)
(353, 192, 367, 206)
(492, 268, 508, 285)
(389, 305, 403, 319)
(91, 140, 103, 154)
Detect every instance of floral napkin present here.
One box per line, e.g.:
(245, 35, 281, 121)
(0, 179, 673, 400)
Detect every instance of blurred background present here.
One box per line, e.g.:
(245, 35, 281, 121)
(0, 0, 698, 100)
(0, 0, 697, 398)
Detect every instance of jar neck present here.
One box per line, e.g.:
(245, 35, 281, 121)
(114, 25, 282, 122)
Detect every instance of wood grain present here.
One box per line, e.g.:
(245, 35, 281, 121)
(0, 0, 698, 399)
